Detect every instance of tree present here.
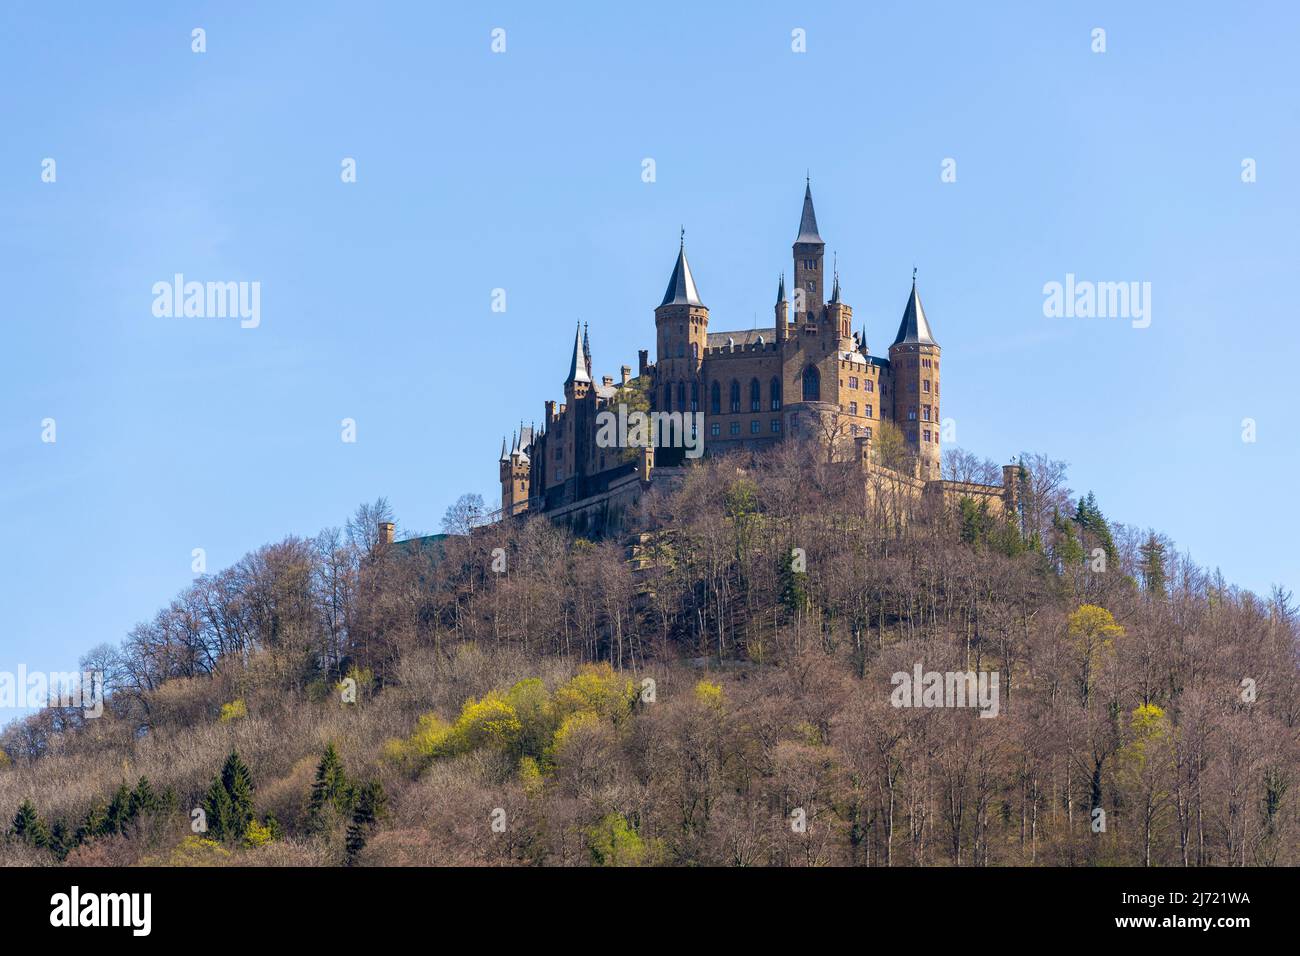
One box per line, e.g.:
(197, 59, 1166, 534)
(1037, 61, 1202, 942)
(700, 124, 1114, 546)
(1075, 492, 1117, 566)
(220, 751, 256, 840)
(345, 780, 387, 864)
(442, 493, 486, 535)
(1067, 604, 1125, 706)
(10, 800, 49, 848)
(307, 743, 354, 832)
(1138, 532, 1167, 596)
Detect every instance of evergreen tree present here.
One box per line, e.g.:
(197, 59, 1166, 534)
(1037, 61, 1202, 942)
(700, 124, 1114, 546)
(10, 799, 48, 848)
(1075, 491, 1118, 565)
(1138, 532, 1167, 596)
(105, 784, 132, 835)
(345, 780, 387, 865)
(219, 751, 256, 840)
(1050, 508, 1084, 571)
(48, 819, 71, 861)
(778, 547, 809, 615)
(202, 775, 234, 842)
(307, 743, 353, 832)
(75, 798, 108, 845)
(128, 776, 158, 818)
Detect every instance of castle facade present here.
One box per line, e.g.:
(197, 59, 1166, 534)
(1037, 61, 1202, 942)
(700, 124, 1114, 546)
(497, 184, 1014, 531)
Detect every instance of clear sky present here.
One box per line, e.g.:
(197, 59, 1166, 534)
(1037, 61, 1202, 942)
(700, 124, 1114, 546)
(2, 1, 1297, 707)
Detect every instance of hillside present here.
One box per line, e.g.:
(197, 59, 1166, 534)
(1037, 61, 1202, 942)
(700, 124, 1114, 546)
(2, 442, 1296, 867)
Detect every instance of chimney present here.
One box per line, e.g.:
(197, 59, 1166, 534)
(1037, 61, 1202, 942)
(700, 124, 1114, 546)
(620, 365, 631, 385)
(602, 375, 614, 388)
(379, 521, 395, 545)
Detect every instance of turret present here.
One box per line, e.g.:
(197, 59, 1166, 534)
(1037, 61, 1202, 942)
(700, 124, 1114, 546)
(792, 180, 825, 321)
(653, 232, 708, 414)
(888, 271, 941, 481)
(775, 273, 789, 343)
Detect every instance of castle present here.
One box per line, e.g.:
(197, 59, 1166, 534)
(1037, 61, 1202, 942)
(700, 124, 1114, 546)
(497, 183, 1018, 533)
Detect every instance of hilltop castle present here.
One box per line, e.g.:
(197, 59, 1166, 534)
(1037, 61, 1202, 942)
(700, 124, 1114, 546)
(497, 183, 1017, 533)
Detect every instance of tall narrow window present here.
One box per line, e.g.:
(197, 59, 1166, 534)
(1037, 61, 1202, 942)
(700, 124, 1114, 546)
(750, 378, 761, 412)
(710, 381, 721, 415)
(770, 377, 782, 410)
(729, 380, 741, 413)
(690, 382, 699, 413)
(802, 365, 820, 402)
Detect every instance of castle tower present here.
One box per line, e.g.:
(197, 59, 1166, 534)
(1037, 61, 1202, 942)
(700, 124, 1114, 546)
(654, 233, 708, 416)
(500, 430, 532, 515)
(888, 272, 941, 481)
(775, 273, 789, 343)
(792, 181, 825, 323)
(827, 268, 854, 349)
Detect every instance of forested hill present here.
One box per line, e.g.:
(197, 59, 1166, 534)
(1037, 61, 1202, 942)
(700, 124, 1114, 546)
(2, 442, 1296, 867)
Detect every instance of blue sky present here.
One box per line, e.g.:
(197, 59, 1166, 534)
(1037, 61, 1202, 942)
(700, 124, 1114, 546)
(2, 1, 1297, 703)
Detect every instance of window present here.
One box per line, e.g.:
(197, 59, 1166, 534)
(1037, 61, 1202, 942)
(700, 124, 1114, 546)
(908, 408, 917, 420)
(710, 381, 721, 415)
(730, 422, 740, 435)
(923, 429, 931, 443)
(802, 365, 820, 401)
(663, 383, 672, 412)
(677, 382, 686, 411)
(923, 379, 931, 393)
(729, 380, 741, 413)
(771, 419, 781, 433)
(849, 375, 859, 389)
(750, 420, 760, 434)
(866, 379, 874, 392)
(770, 377, 782, 410)
(555, 446, 562, 460)
(849, 402, 858, 416)
(865, 404, 873, 418)
(750, 378, 761, 411)
(711, 423, 720, 437)
(923, 405, 931, 422)
(677, 343, 684, 358)
(691, 382, 698, 413)
(865, 427, 872, 439)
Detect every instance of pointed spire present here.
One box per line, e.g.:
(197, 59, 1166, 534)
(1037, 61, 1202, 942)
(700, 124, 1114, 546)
(500, 435, 509, 462)
(795, 180, 823, 245)
(776, 272, 787, 303)
(582, 322, 592, 376)
(566, 321, 591, 384)
(830, 253, 840, 303)
(891, 270, 938, 347)
(659, 238, 704, 307)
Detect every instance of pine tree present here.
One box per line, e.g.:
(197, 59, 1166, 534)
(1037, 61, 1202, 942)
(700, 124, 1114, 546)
(128, 776, 158, 819)
(1138, 532, 1167, 596)
(220, 751, 256, 841)
(307, 743, 352, 833)
(48, 819, 71, 861)
(202, 775, 234, 842)
(345, 780, 387, 865)
(1075, 491, 1118, 565)
(105, 784, 132, 835)
(11, 799, 51, 849)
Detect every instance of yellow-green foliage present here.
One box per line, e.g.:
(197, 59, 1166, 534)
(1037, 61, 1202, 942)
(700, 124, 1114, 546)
(157, 835, 232, 866)
(694, 680, 725, 711)
(0, 749, 10, 769)
(549, 710, 603, 764)
(1122, 702, 1172, 772)
(587, 813, 654, 866)
(219, 698, 248, 722)
(1067, 604, 1125, 650)
(382, 713, 454, 772)
(504, 678, 558, 758)
(243, 819, 273, 848)
(519, 756, 544, 797)
(553, 663, 636, 722)
(449, 691, 523, 752)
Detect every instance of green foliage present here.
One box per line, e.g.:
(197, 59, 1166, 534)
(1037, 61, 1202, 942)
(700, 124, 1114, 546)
(1075, 491, 1117, 565)
(10, 799, 49, 848)
(1138, 532, 1167, 596)
(219, 698, 248, 722)
(587, 813, 654, 866)
(307, 743, 355, 832)
(778, 547, 809, 616)
(203, 750, 256, 844)
(345, 780, 387, 865)
(958, 497, 992, 549)
(552, 663, 636, 723)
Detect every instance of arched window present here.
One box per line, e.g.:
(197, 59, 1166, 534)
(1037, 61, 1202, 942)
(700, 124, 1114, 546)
(710, 381, 721, 415)
(770, 377, 782, 410)
(749, 378, 761, 412)
(802, 366, 820, 402)
(690, 382, 699, 412)
(677, 382, 686, 411)
(729, 380, 741, 413)
(663, 382, 672, 412)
